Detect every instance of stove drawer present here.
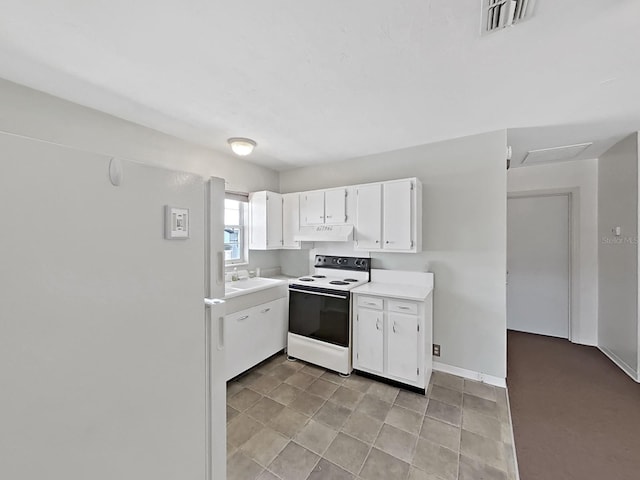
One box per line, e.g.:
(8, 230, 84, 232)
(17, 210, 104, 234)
(387, 299, 418, 315)
(356, 296, 383, 310)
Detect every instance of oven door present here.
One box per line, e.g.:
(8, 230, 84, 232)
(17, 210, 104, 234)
(288, 286, 351, 347)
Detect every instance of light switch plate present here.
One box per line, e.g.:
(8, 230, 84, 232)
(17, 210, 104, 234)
(165, 206, 190, 239)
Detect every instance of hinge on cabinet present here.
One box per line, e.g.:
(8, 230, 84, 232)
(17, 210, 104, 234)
(410, 183, 414, 190)
(417, 324, 420, 332)
(357, 353, 359, 359)
(345, 190, 348, 197)
(410, 240, 414, 248)
(417, 367, 420, 375)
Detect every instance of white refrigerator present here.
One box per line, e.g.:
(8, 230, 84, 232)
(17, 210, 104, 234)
(0, 133, 227, 480)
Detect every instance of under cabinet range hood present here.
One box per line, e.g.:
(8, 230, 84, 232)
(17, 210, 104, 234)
(294, 224, 354, 242)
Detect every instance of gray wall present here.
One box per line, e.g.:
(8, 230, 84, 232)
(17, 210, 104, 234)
(0, 77, 281, 270)
(280, 131, 508, 379)
(598, 133, 639, 376)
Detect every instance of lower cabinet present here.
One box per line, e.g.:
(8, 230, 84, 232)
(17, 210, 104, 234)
(353, 294, 430, 390)
(225, 296, 287, 381)
(355, 308, 384, 374)
(387, 312, 419, 383)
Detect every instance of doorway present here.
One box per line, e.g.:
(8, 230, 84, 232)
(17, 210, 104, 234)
(507, 193, 571, 339)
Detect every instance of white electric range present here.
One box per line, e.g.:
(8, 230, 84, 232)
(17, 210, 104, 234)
(287, 255, 371, 375)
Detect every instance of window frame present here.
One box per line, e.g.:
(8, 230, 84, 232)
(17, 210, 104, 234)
(224, 195, 249, 266)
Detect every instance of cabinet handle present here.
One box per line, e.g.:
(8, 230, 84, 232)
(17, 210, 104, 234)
(392, 322, 397, 333)
(261, 308, 271, 313)
(238, 315, 249, 321)
(385, 241, 390, 244)
(326, 215, 332, 218)
(375, 240, 379, 244)
(398, 306, 410, 310)
(365, 302, 377, 306)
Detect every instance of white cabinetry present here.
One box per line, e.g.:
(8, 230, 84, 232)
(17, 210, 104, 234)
(300, 188, 347, 226)
(353, 183, 382, 250)
(355, 307, 384, 374)
(352, 271, 433, 391)
(386, 311, 419, 382)
(301, 191, 325, 225)
(249, 191, 283, 250)
(225, 296, 287, 381)
(383, 180, 416, 251)
(282, 193, 301, 249)
(355, 178, 422, 253)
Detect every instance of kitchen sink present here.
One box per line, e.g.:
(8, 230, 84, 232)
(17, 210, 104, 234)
(224, 277, 287, 299)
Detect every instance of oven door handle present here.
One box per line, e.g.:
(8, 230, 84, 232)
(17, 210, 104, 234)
(289, 288, 348, 299)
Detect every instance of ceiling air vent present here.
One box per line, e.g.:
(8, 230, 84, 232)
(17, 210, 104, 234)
(482, 0, 535, 34)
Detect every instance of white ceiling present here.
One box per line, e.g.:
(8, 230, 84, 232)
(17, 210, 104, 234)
(0, 0, 639, 171)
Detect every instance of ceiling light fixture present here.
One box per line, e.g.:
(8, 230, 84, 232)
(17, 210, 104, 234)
(227, 137, 257, 156)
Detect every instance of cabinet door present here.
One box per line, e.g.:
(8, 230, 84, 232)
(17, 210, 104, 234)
(225, 298, 287, 381)
(282, 193, 300, 248)
(387, 312, 419, 383)
(248, 191, 267, 250)
(383, 180, 414, 250)
(355, 184, 382, 250)
(324, 188, 347, 224)
(301, 191, 325, 225)
(355, 307, 384, 374)
(266, 192, 283, 248)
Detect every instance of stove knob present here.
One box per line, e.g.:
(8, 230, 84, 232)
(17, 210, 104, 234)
(336, 258, 344, 265)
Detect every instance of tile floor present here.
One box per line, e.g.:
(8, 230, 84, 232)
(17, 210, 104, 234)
(227, 354, 517, 480)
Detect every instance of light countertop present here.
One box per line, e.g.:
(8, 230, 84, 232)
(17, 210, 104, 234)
(351, 282, 433, 301)
(224, 277, 288, 299)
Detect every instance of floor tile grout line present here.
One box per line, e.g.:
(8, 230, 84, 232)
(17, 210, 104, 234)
(231, 357, 516, 480)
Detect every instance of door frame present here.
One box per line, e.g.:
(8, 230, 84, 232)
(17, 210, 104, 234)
(507, 188, 579, 342)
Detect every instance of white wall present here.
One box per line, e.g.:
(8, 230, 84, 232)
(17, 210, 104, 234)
(0, 77, 281, 269)
(508, 159, 599, 345)
(280, 131, 508, 380)
(0, 134, 208, 479)
(598, 133, 639, 379)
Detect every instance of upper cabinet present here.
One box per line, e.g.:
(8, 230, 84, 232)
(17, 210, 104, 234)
(249, 178, 420, 253)
(354, 183, 382, 250)
(282, 193, 301, 249)
(300, 188, 347, 226)
(248, 191, 283, 250)
(355, 178, 422, 253)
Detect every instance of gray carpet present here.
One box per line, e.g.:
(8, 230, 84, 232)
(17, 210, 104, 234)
(507, 330, 640, 480)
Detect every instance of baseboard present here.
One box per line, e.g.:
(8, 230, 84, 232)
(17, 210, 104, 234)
(433, 361, 506, 388)
(504, 386, 521, 480)
(598, 347, 639, 383)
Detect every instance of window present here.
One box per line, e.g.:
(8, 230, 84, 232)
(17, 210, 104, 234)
(224, 197, 247, 265)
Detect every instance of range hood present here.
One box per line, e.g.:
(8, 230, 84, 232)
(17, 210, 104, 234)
(294, 225, 354, 242)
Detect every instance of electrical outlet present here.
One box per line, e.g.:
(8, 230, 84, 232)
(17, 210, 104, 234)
(433, 344, 441, 357)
